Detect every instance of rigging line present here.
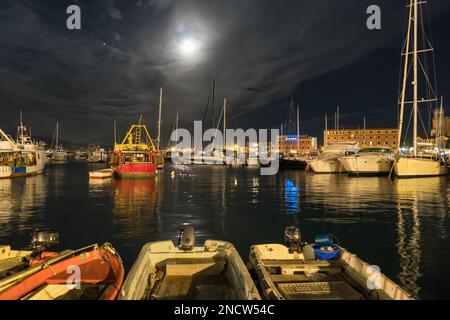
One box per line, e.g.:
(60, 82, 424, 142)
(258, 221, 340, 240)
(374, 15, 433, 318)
(417, 108, 429, 140)
(403, 107, 414, 147)
(166, 116, 178, 150)
(419, 5, 433, 131)
(417, 57, 437, 99)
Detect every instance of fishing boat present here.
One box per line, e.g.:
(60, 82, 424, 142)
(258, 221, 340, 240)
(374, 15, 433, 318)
(87, 144, 108, 163)
(119, 225, 261, 300)
(247, 227, 413, 300)
(0, 242, 124, 300)
(338, 147, 394, 176)
(111, 120, 158, 178)
(0, 113, 46, 178)
(393, 0, 448, 178)
(306, 142, 358, 173)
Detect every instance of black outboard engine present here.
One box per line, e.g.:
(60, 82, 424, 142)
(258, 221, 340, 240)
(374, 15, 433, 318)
(177, 224, 195, 251)
(29, 228, 59, 253)
(284, 226, 301, 253)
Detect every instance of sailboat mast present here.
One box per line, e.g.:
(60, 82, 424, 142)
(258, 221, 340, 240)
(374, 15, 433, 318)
(296, 105, 300, 155)
(325, 114, 328, 147)
(398, 0, 413, 149)
(413, 0, 418, 157)
(157, 88, 163, 151)
(175, 112, 179, 144)
(114, 120, 117, 145)
(223, 97, 227, 150)
(56, 122, 59, 148)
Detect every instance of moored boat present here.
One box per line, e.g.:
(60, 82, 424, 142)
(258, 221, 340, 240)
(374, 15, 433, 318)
(393, 0, 449, 178)
(0, 114, 46, 178)
(89, 168, 113, 179)
(306, 142, 358, 174)
(248, 227, 413, 300)
(111, 122, 158, 179)
(119, 225, 261, 300)
(0, 242, 124, 300)
(338, 147, 394, 176)
(0, 229, 59, 281)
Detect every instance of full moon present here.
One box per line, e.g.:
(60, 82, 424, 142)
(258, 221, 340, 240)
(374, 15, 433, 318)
(179, 38, 199, 56)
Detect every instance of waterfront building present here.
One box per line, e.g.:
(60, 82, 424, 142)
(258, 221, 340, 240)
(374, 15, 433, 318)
(324, 128, 399, 149)
(278, 135, 318, 156)
(431, 108, 450, 138)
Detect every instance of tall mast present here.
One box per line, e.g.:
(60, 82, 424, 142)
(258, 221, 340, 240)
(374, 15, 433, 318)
(413, 0, 418, 157)
(175, 112, 179, 145)
(399, 0, 413, 149)
(364, 116, 366, 146)
(223, 97, 227, 150)
(114, 120, 117, 145)
(157, 88, 163, 151)
(296, 105, 300, 155)
(56, 122, 59, 148)
(212, 78, 216, 129)
(325, 114, 328, 147)
(337, 106, 340, 130)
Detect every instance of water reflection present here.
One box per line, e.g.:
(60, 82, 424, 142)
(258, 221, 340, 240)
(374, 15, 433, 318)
(393, 177, 449, 298)
(284, 179, 299, 215)
(0, 174, 47, 237)
(112, 178, 161, 240)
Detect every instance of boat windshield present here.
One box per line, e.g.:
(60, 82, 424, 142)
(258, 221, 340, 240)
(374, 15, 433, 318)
(358, 148, 392, 154)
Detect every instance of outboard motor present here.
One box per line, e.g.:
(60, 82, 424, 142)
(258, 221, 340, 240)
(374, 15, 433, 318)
(177, 224, 195, 251)
(284, 226, 301, 253)
(29, 228, 59, 253)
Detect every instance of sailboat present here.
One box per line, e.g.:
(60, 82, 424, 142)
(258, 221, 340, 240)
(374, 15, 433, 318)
(192, 79, 227, 166)
(279, 97, 308, 170)
(393, 0, 448, 178)
(0, 112, 46, 178)
(48, 122, 68, 162)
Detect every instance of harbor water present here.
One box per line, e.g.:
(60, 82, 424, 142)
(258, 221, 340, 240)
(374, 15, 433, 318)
(0, 162, 449, 299)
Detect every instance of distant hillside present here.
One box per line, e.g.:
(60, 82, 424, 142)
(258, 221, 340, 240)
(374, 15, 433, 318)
(33, 136, 113, 151)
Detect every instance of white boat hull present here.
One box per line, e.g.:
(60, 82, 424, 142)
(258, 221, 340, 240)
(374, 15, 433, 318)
(339, 155, 394, 175)
(394, 157, 448, 178)
(307, 158, 345, 173)
(0, 149, 46, 178)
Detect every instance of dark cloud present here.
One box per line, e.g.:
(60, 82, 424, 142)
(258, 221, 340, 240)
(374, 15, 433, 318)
(0, 0, 449, 145)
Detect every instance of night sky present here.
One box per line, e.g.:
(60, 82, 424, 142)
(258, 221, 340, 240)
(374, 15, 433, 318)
(1, 0, 450, 146)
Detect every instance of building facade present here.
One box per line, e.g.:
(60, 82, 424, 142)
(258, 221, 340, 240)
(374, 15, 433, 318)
(278, 135, 318, 156)
(324, 128, 399, 149)
(431, 108, 450, 138)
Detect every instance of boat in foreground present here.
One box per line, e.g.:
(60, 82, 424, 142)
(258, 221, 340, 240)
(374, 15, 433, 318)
(338, 147, 394, 176)
(0, 229, 59, 280)
(0, 242, 124, 300)
(119, 225, 261, 300)
(248, 227, 413, 300)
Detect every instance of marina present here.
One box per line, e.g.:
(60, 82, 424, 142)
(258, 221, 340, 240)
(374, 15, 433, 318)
(0, 162, 449, 299)
(1, 0, 450, 308)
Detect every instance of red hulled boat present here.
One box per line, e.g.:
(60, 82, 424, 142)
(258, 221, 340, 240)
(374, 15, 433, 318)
(0, 243, 124, 300)
(111, 123, 158, 178)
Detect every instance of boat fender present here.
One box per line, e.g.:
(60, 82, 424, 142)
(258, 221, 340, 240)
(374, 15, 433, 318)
(302, 245, 316, 260)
